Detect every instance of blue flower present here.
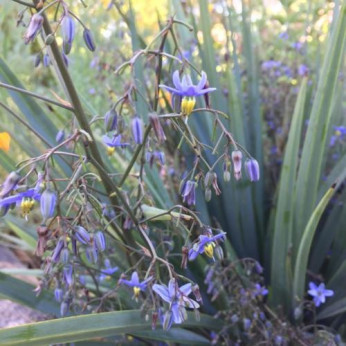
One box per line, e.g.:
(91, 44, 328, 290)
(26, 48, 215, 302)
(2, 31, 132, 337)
(188, 232, 226, 261)
(308, 282, 334, 307)
(252, 283, 269, 298)
(181, 180, 196, 206)
(40, 189, 57, 220)
(119, 271, 152, 299)
(159, 70, 216, 97)
(152, 278, 199, 330)
(102, 134, 129, 148)
(99, 259, 118, 281)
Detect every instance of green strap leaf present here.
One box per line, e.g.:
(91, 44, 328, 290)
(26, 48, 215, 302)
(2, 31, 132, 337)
(0, 310, 221, 346)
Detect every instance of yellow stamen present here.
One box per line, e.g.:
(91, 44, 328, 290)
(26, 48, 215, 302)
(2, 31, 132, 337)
(181, 97, 196, 116)
(204, 242, 215, 258)
(21, 198, 35, 216)
(133, 286, 141, 297)
(107, 146, 115, 156)
(335, 130, 341, 137)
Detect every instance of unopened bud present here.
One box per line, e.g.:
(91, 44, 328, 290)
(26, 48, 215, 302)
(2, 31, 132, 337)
(51, 238, 64, 262)
(74, 226, 91, 244)
(245, 158, 260, 182)
(61, 15, 75, 53)
(40, 189, 57, 220)
(104, 108, 118, 132)
(131, 117, 144, 144)
(204, 171, 213, 187)
(43, 53, 50, 67)
(205, 188, 212, 202)
(34, 53, 41, 67)
(56, 130, 65, 143)
(83, 28, 96, 52)
(60, 248, 70, 265)
(94, 230, 106, 252)
(0, 171, 21, 198)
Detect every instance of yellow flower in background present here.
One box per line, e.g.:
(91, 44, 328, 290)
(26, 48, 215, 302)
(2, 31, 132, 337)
(0, 132, 11, 152)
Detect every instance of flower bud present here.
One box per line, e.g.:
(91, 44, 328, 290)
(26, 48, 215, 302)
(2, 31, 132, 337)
(83, 28, 96, 52)
(181, 180, 196, 206)
(205, 188, 212, 202)
(60, 300, 69, 316)
(61, 15, 75, 53)
(40, 189, 57, 220)
(63, 264, 73, 287)
(51, 238, 64, 262)
(34, 53, 41, 68)
(43, 53, 50, 67)
(86, 245, 98, 263)
(62, 52, 69, 67)
(204, 171, 213, 187)
(56, 130, 65, 143)
(245, 158, 260, 182)
(231, 150, 243, 180)
(155, 151, 165, 165)
(0, 171, 21, 198)
(74, 226, 90, 244)
(131, 117, 144, 144)
(60, 248, 70, 265)
(94, 230, 106, 252)
(24, 14, 43, 44)
(54, 288, 64, 302)
(104, 108, 118, 132)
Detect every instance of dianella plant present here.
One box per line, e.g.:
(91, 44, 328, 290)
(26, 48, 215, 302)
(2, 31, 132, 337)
(0, 0, 345, 345)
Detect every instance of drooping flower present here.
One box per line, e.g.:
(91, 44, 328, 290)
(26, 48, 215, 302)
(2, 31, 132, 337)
(102, 134, 129, 148)
(308, 282, 334, 307)
(152, 278, 199, 330)
(24, 14, 44, 44)
(99, 259, 118, 282)
(119, 271, 152, 299)
(104, 109, 118, 132)
(252, 283, 269, 298)
(159, 70, 216, 97)
(181, 180, 196, 206)
(188, 232, 226, 261)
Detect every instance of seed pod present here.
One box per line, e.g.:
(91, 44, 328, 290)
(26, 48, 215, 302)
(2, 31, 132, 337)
(83, 28, 96, 52)
(45, 33, 55, 45)
(149, 114, 166, 143)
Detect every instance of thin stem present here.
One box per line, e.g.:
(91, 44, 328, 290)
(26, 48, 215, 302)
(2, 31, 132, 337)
(0, 82, 74, 111)
(11, 0, 35, 8)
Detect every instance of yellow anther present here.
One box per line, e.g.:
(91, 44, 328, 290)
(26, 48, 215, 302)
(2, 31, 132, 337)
(181, 97, 196, 116)
(335, 130, 341, 137)
(21, 198, 35, 216)
(204, 242, 215, 258)
(133, 286, 141, 297)
(107, 146, 115, 156)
